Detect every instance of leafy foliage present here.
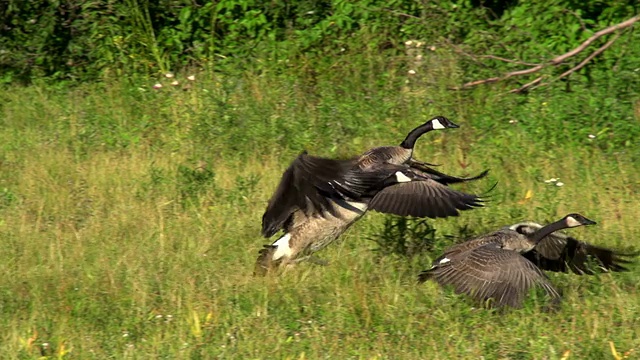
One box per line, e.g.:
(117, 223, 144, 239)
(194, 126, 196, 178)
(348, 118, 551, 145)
(2, 0, 638, 86)
(176, 162, 216, 208)
(0, 2, 639, 358)
(370, 216, 438, 258)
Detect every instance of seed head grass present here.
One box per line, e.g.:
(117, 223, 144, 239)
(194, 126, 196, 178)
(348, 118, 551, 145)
(0, 74, 638, 358)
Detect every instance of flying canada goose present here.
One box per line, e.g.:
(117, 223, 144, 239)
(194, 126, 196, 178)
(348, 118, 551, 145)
(255, 116, 489, 275)
(507, 221, 637, 275)
(418, 213, 599, 308)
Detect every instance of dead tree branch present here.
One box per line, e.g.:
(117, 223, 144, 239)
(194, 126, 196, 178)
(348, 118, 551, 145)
(454, 15, 640, 92)
(479, 55, 539, 66)
(556, 32, 621, 79)
(509, 76, 544, 94)
(550, 15, 637, 65)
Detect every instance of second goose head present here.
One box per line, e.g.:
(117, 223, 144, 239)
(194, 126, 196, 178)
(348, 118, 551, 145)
(400, 116, 459, 150)
(524, 213, 597, 245)
(563, 213, 597, 228)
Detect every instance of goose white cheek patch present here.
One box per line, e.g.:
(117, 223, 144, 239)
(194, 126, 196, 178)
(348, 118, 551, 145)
(432, 119, 446, 130)
(566, 216, 581, 227)
(394, 171, 413, 183)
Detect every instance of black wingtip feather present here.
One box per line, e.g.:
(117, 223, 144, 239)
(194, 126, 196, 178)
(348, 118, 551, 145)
(413, 166, 491, 186)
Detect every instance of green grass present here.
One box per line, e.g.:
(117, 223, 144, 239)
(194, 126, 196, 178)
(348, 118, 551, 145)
(0, 70, 639, 359)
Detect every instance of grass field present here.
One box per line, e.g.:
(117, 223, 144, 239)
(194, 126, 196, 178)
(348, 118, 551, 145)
(0, 71, 639, 359)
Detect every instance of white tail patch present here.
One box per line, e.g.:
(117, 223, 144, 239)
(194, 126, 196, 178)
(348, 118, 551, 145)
(431, 118, 446, 130)
(566, 216, 582, 227)
(272, 233, 293, 260)
(438, 257, 451, 264)
(394, 171, 412, 183)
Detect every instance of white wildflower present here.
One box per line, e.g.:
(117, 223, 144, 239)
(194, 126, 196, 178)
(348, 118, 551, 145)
(555, 182, 564, 187)
(187, 75, 196, 81)
(153, 83, 163, 89)
(588, 134, 596, 139)
(171, 80, 179, 86)
(544, 178, 558, 183)
(408, 69, 416, 75)
(165, 73, 174, 78)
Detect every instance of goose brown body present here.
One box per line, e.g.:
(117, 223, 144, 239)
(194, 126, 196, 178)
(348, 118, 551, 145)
(255, 198, 366, 275)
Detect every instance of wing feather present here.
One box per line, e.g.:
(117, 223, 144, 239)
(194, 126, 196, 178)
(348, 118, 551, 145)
(421, 244, 561, 307)
(511, 223, 637, 274)
(261, 152, 355, 237)
(369, 179, 484, 218)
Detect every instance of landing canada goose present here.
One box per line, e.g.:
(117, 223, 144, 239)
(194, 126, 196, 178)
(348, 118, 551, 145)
(255, 116, 489, 275)
(508, 222, 637, 275)
(418, 213, 598, 308)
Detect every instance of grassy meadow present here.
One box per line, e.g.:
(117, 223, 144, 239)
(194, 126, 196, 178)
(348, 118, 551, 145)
(1, 65, 639, 359)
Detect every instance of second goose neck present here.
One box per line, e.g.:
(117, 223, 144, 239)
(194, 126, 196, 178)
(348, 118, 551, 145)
(528, 219, 569, 244)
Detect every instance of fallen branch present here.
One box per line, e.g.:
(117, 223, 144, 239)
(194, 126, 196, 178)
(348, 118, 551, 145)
(450, 45, 539, 67)
(457, 77, 500, 87)
(454, 14, 640, 92)
(556, 32, 621, 79)
(550, 15, 637, 65)
(506, 65, 544, 78)
(509, 76, 544, 94)
(479, 55, 539, 66)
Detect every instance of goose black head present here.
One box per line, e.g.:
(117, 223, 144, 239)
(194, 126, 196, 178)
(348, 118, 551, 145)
(563, 213, 597, 228)
(429, 116, 459, 130)
(400, 116, 459, 149)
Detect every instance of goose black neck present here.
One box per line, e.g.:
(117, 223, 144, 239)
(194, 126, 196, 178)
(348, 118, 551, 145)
(400, 122, 433, 149)
(528, 219, 569, 244)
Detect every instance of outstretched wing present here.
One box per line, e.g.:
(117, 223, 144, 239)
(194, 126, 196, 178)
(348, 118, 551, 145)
(510, 222, 637, 274)
(408, 159, 490, 186)
(364, 164, 486, 218)
(419, 244, 561, 308)
(368, 179, 484, 218)
(322, 159, 487, 219)
(261, 152, 355, 237)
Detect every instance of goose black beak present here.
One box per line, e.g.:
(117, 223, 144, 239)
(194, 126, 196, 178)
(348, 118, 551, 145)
(583, 218, 597, 225)
(447, 121, 460, 129)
